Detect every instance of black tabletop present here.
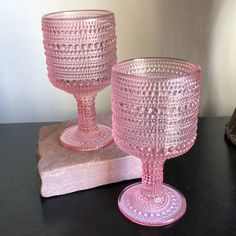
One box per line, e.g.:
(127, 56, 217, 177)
(0, 117, 236, 236)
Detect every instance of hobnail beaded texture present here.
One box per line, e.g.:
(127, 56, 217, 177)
(42, 10, 116, 151)
(112, 58, 201, 226)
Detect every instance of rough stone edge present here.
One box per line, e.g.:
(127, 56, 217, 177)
(39, 155, 141, 197)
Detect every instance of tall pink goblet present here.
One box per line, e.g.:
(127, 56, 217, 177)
(112, 58, 201, 226)
(42, 10, 116, 151)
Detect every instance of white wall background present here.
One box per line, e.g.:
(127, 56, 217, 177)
(0, 0, 236, 123)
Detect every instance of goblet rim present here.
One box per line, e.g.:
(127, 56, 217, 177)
(112, 57, 201, 81)
(42, 9, 114, 21)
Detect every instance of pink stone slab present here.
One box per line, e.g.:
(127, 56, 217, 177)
(37, 115, 142, 198)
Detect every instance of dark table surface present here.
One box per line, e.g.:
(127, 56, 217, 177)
(0, 117, 236, 236)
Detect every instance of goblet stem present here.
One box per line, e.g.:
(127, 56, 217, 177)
(60, 93, 113, 150)
(118, 159, 186, 226)
(74, 94, 97, 132)
(141, 160, 164, 199)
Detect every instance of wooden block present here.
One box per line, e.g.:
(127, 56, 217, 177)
(37, 115, 142, 197)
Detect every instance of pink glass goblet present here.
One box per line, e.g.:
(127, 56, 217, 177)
(42, 10, 116, 151)
(112, 58, 201, 226)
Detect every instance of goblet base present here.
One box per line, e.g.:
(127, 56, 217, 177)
(118, 182, 186, 226)
(60, 124, 113, 151)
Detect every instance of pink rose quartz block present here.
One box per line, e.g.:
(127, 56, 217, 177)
(37, 115, 142, 198)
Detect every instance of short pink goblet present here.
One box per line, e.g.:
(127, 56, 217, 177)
(42, 10, 116, 151)
(112, 58, 201, 226)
